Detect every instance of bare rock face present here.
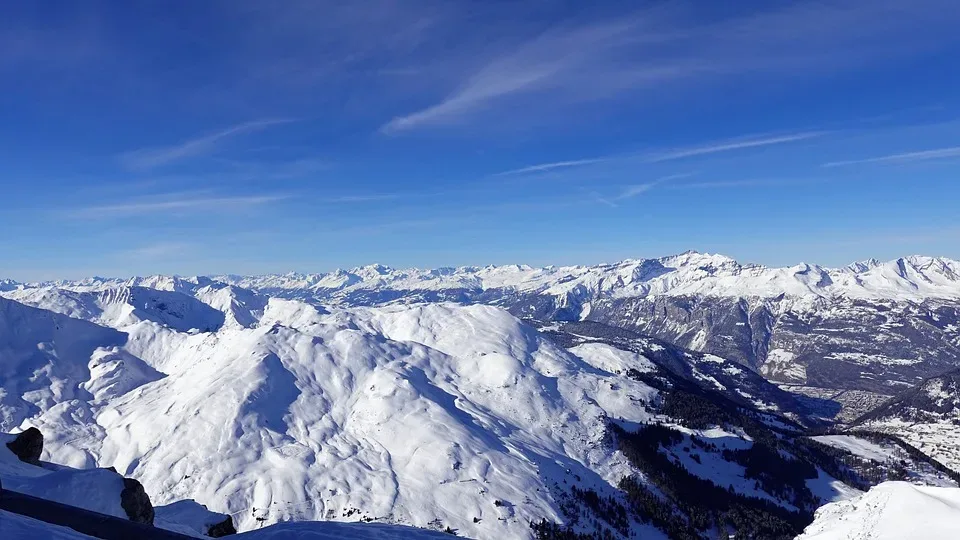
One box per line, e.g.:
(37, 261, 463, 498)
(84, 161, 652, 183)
(120, 477, 154, 525)
(208, 516, 238, 537)
(6, 427, 43, 464)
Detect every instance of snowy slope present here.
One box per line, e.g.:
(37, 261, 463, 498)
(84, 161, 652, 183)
(0, 515, 451, 540)
(2, 285, 226, 332)
(0, 280, 874, 538)
(0, 511, 96, 539)
(1, 429, 448, 540)
(0, 290, 673, 538)
(797, 481, 960, 539)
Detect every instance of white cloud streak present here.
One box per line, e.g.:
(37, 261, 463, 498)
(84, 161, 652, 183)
(380, 17, 673, 133)
(646, 132, 825, 163)
(494, 158, 607, 176)
(73, 194, 288, 218)
(668, 178, 814, 189)
(380, 1, 960, 133)
(322, 194, 401, 203)
(121, 119, 295, 170)
(823, 145, 960, 167)
(616, 173, 694, 200)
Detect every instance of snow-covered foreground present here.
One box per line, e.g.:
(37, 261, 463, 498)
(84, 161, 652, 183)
(797, 481, 960, 539)
(0, 511, 456, 540)
(1, 429, 450, 539)
(0, 288, 664, 537)
(0, 511, 96, 540)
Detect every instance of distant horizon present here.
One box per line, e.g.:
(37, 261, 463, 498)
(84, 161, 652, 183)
(4, 250, 958, 284)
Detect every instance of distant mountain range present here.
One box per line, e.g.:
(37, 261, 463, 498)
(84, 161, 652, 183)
(8, 251, 960, 301)
(6, 252, 960, 394)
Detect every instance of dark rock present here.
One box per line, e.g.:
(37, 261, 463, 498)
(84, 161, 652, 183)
(207, 516, 237, 537)
(6, 427, 43, 465)
(120, 477, 154, 525)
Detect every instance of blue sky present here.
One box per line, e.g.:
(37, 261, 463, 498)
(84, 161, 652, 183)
(2, 1, 960, 280)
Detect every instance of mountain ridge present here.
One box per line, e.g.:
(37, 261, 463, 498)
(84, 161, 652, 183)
(5, 252, 960, 302)
(6, 252, 960, 395)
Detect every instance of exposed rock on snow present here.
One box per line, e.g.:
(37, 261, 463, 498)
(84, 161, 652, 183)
(6, 428, 43, 465)
(121, 477, 155, 524)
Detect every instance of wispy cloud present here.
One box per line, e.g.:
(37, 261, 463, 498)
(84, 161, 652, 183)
(590, 192, 619, 208)
(379, 17, 676, 133)
(616, 173, 695, 200)
(670, 178, 820, 189)
(618, 184, 657, 200)
(120, 119, 295, 170)
(321, 194, 401, 203)
(823, 145, 960, 167)
(668, 178, 815, 189)
(646, 132, 824, 163)
(380, 1, 959, 133)
(494, 158, 607, 176)
(72, 193, 288, 218)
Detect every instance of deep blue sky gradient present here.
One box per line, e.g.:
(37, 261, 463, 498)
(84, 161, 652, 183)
(2, 1, 960, 280)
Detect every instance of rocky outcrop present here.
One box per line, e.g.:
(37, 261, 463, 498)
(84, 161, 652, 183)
(587, 295, 960, 393)
(120, 477, 155, 525)
(6, 427, 43, 464)
(207, 516, 237, 537)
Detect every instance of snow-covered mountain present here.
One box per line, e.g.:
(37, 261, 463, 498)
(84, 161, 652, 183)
(4, 253, 960, 537)
(204, 252, 960, 302)
(0, 274, 886, 539)
(7, 252, 960, 396)
(1, 427, 451, 539)
(8, 252, 960, 303)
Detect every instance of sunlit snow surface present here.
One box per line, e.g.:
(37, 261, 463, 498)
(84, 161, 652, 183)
(797, 481, 960, 539)
(0, 292, 664, 537)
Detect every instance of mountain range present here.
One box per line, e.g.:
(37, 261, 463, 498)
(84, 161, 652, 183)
(7, 251, 960, 396)
(3, 252, 960, 538)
